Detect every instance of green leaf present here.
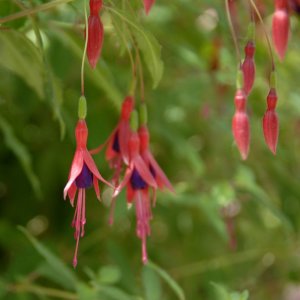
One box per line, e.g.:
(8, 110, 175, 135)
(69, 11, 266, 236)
(211, 283, 249, 300)
(0, 115, 42, 198)
(0, 30, 45, 99)
(78, 283, 99, 300)
(235, 166, 293, 231)
(97, 286, 139, 300)
(143, 265, 162, 300)
(147, 261, 186, 300)
(50, 26, 122, 109)
(107, 6, 164, 89)
(19, 227, 78, 291)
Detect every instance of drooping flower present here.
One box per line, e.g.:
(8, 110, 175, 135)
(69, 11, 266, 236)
(272, 0, 290, 61)
(87, 0, 104, 69)
(90, 96, 134, 224)
(263, 88, 279, 154)
(232, 89, 250, 160)
(144, 0, 155, 15)
(64, 119, 111, 267)
(113, 124, 157, 264)
(138, 124, 175, 206)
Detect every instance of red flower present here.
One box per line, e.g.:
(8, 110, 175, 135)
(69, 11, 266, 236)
(64, 119, 110, 267)
(105, 96, 134, 166)
(144, 0, 155, 15)
(113, 130, 157, 263)
(138, 124, 175, 205)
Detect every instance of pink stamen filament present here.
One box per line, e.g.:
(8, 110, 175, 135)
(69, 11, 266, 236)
(72, 188, 86, 268)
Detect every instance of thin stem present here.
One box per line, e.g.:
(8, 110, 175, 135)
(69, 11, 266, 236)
(249, 0, 275, 71)
(136, 49, 145, 102)
(0, 0, 74, 24)
(111, 13, 136, 94)
(8, 283, 78, 300)
(81, 0, 89, 96)
(225, 0, 242, 67)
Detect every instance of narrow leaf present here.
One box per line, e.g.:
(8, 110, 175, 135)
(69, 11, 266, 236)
(0, 116, 42, 198)
(147, 261, 186, 300)
(108, 7, 164, 88)
(19, 227, 78, 291)
(0, 30, 44, 99)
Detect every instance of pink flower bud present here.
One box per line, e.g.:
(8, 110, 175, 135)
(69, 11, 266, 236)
(263, 88, 279, 155)
(89, 0, 102, 15)
(232, 111, 250, 160)
(263, 111, 279, 155)
(272, 2, 290, 61)
(242, 41, 256, 95)
(87, 15, 104, 69)
(144, 0, 155, 15)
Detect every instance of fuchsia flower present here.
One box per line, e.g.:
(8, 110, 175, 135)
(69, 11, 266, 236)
(138, 124, 175, 206)
(90, 96, 134, 225)
(64, 119, 110, 267)
(144, 0, 155, 15)
(87, 0, 104, 69)
(104, 96, 134, 166)
(114, 129, 157, 264)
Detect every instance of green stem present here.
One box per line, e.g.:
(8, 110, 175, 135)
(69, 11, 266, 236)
(81, 0, 89, 96)
(248, 0, 275, 71)
(0, 0, 75, 24)
(225, 0, 241, 67)
(8, 283, 78, 300)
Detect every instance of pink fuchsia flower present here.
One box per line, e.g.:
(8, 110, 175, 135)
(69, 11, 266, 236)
(104, 96, 134, 166)
(114, 127, 157, 264)
(90, 96, 134, 225)
(138, 124, 175, 206)
(144, 0, 155, 15)
(64, 119, 111, 267)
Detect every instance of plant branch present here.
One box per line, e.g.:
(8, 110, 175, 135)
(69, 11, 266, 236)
(0, 0, 75, 24)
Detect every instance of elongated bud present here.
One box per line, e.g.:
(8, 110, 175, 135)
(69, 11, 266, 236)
(272, 0, 290, 61)
(263, 88, 279, 155)
(78, 96, 87, 119)
(232, 112, 250, 160)
(87, 15, 104, 69)
(89, 0, 102, 15)
(232, 89, 250, 160)
(242, 41, 256, 95)
(144, 0, 155, 15)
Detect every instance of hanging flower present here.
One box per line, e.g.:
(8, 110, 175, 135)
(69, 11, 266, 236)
(90, 96, 134, 225)
(138, 124, 175, 206)
(64, 118, 111, 267)
(113, 123, 157, 264)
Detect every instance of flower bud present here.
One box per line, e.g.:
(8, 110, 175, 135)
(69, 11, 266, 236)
(87, 15, 104, 69)
(242, 41, 256, 95)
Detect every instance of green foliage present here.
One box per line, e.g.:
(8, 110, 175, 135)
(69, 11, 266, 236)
(1, 0, 300, 300)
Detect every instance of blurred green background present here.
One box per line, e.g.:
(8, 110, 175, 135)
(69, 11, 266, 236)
(1, 0, 300, 299)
